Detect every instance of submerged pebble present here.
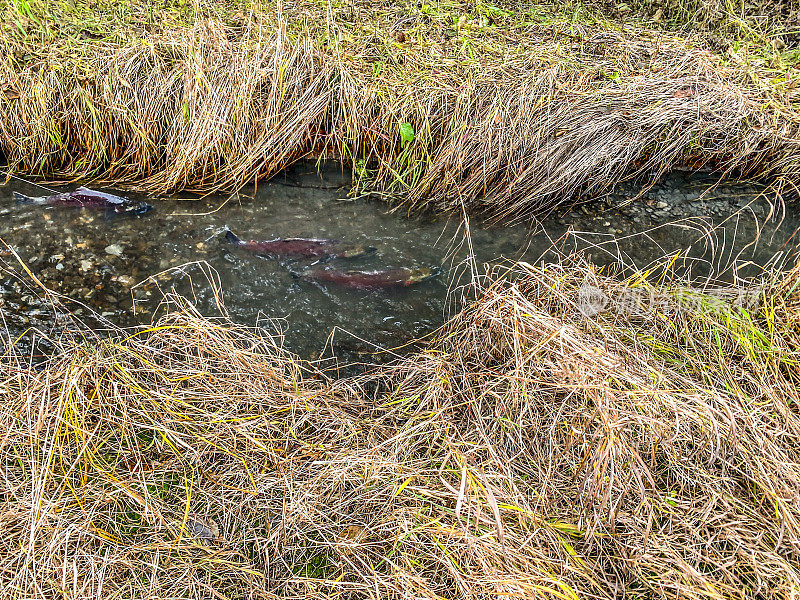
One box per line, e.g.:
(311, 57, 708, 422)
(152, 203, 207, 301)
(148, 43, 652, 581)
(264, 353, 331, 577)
(105, 244, 124, 257)
(113, 274, 135, 287)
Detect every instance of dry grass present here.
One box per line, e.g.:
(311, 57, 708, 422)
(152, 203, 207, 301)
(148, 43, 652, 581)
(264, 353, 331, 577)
(3, 259, 800, 598)
(596, 0, 798, 35)
(1, 0, 799, 221)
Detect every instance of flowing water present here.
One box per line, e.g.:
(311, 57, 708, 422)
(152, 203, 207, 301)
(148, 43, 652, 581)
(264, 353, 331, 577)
(2, 161, 799, 364)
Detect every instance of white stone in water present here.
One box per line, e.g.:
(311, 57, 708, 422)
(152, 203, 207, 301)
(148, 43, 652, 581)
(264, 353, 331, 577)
(105, 244, 124, 257)
(55, 263, 64, 271)
(113, 274, 135, 287)
(655, 201, 668, 209)
(80, 259, 93, 272)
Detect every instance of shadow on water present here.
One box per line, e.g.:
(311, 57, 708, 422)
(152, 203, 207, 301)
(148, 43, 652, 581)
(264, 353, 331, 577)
(1, 161, 799, 368)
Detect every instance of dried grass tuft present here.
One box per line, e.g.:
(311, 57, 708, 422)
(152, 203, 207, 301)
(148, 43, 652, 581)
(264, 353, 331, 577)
(1, 2, 799, 220)
(3, 260, 800, 598)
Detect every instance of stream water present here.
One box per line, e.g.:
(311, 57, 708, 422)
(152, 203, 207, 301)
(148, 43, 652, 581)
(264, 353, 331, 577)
(1, 161, 798, 364)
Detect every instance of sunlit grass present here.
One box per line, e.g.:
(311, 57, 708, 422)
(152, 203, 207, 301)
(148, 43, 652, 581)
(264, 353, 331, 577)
(3, 259, 800, 597)
(1, 0, 798, 221)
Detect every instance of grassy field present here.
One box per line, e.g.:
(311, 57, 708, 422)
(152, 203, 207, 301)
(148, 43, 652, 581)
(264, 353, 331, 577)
(2, 260, 800, 598)
(1, 0, 799, 219)
(2, 3, 800, 596)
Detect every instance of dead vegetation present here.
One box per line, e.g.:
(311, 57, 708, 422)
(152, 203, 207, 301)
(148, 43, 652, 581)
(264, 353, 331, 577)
(2, 2, 800, 597)
(1, 0, 799, 221)
(620, 0, 799, 38)
(2, 259, 800, 598)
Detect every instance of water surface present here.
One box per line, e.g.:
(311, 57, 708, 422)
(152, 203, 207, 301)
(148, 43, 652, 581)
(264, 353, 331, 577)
(1, 163, 798, 362)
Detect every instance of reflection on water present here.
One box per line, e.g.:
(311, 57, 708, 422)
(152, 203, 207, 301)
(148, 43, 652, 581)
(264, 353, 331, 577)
(1, 162, 798, 362)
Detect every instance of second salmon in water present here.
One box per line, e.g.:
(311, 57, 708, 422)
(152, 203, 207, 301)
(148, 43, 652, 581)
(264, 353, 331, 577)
(298, 266, 440, 289)
(13, 187, 153, 217)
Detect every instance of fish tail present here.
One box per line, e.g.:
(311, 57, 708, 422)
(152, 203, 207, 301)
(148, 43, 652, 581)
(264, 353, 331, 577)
(12, 191, 38, 204)
(224, 228, 242, 245)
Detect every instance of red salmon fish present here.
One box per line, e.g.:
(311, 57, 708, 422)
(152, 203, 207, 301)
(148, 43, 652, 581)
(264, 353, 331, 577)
(299, 266, 440, 289)
(13, 187, 152, 216)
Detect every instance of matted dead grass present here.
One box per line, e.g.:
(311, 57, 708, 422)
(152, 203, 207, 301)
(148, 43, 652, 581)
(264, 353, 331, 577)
(1, 1, 799, 221)
(2, 259, 800, 598)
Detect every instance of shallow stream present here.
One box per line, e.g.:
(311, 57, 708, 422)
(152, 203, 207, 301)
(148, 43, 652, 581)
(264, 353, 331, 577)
(2, 162, 798, 363)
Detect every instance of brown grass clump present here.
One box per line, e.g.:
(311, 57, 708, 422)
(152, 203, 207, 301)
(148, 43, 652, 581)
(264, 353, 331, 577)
(595, 0, 799, 35)
(2, 260, 800, 598)
(385, 260, 800, 596)
(1, 1, 799, 220)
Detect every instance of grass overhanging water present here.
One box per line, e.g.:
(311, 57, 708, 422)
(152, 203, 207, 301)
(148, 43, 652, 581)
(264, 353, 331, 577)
(1, 0, 799, 220)
(3, 0, 800, 597)
(2, 259, 800, 597)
